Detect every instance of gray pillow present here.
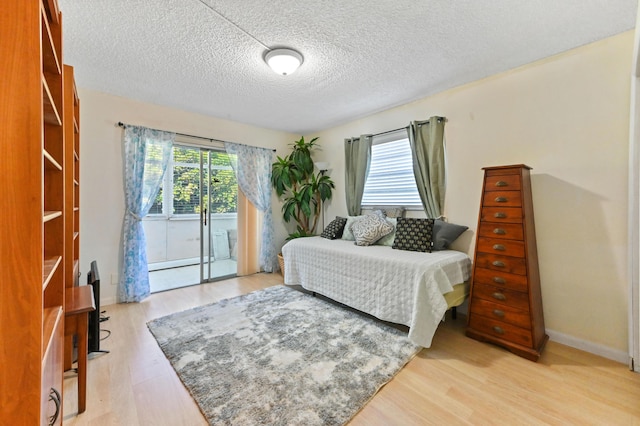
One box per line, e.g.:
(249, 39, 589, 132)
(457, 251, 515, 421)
(351, 212, 394, 246)
(432, 219, 468, 250)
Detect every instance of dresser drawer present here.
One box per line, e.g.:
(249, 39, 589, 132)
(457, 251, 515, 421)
(484, 174, 521, 192)
(468, 315, 533, 347)
(478, 222, 524, 240)
(470, 298, 530, 328)
(475, 253, 527, 275)
(469, 315, 533, 347)
(473, 267, 528, 292)
(482, 191, 522, 207)
(477, 237, 525, 257)
(479, 207, 522, 224)
(471, 282, 530, 309)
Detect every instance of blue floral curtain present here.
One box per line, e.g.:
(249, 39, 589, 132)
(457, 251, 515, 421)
(224, 142, 277, 272)
(119, 126, 174, 302)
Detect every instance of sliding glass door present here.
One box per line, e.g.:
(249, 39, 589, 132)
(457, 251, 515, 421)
(145, 144, 238, 292)
(199, 148, 238, 282)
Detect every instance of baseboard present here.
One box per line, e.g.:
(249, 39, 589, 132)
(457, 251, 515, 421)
(546, 328, 628, 364)
(102, 296, 116, 307)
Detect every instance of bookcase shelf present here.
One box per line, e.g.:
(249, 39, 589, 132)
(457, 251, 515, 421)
(1, 1, 75, 424)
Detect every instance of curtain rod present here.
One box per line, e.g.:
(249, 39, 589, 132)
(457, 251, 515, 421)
(116, 122, 276, 152)
(370, 116, 447, 138)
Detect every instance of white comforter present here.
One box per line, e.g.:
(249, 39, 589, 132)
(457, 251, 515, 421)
(282, 237, 471, 347)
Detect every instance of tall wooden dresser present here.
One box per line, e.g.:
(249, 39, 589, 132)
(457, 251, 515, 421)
(466, 165, 548, 361)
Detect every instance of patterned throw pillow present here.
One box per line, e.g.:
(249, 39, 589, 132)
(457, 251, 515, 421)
(363, 206, 405, 218)
(320, 217, 348, 240)
(341, 215, 365, 241)
(375, 217, 397, 246)
(392, 218, 435, 252)
(351, 211, 394, 246)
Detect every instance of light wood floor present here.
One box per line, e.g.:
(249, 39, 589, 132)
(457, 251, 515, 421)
(63, 273, 640, 425)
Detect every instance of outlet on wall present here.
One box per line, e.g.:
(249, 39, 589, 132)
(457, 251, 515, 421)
(111, 273, 118, 285)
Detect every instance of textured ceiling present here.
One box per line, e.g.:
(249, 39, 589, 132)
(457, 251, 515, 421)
(59, 0, 637, 135)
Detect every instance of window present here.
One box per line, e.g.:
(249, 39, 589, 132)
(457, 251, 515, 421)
(361, 130, 422, 208)
(148, 145, 237, 216)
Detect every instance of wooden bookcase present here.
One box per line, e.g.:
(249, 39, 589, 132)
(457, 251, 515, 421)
(63, 64, 81, 371)
(0, 1, 75, 423)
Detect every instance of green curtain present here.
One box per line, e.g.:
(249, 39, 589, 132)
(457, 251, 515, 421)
(407, 117, 446, 218)
(344, 135, 372, 215)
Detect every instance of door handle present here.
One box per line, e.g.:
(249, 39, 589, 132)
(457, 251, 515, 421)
(203, 207, 207, 226)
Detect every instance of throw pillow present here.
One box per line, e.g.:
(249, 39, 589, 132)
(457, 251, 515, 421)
(341, 215, 365, 241)
(375, 217, 397, 246)
(392, 217, 435, 252)
(351, 213, 394, 246)
(432, 219, 468, 250)
(320, 216, 348, 240)
(366, 206, 405, 218)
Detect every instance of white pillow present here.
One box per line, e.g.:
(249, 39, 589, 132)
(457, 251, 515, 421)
(341, 215, 365, 241)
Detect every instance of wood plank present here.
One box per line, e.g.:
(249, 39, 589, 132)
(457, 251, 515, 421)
(62, 274, 640, 425)
(65, 285, 95, 315)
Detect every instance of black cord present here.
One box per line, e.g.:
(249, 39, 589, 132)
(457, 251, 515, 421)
(100, 329, 111, 341)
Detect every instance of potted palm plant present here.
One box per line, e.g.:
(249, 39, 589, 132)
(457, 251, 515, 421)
(272, 136, 334, 272)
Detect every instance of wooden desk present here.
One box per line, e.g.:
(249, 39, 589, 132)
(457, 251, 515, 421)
(65, 285, 96, 414)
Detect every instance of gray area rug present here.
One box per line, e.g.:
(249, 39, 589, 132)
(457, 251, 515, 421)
(147, 285, 420, 426)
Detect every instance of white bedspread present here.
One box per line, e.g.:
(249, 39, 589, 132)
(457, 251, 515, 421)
(282, 237, 472, 348)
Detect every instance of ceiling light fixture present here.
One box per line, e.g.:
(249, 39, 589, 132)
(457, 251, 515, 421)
(265, 48, 304, 76)
(196, 0, 304, 77)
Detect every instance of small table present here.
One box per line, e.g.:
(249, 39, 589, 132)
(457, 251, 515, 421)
(65, 285, 96, 414)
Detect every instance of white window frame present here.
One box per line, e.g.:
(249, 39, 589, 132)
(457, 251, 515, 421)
(361, 129, 423, 210)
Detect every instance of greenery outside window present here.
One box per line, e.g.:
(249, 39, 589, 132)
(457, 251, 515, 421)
(148, 145, 237, 216)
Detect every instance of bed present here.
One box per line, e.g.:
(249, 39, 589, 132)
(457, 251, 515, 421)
(282, 236, 472, 347)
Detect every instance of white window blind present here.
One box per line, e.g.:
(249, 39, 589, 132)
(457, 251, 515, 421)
(361, 131, 423, 208)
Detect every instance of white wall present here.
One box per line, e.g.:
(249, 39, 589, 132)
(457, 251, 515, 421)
(79, 30, 633, 360)
(143, 215, 238, 263)
(78, 90, 295, 305)
(313, 31, 634, 360)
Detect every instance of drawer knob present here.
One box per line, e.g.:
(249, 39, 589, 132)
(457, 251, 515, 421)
(495, 196, 508, 203)
(495, 180, 508, 187)
(492, 260, 505, 267)
(492, 292, 506, 301)
(492, 326, 505, 335)
(493, 244, 506, 251)
(494, 212, 507, 218)
(493, 309, 505, 317)
(493, 228, 506, 235)
(493, 277, 506, 284)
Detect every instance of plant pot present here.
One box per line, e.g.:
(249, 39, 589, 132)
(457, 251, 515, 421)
(278, 253, 285, 277)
